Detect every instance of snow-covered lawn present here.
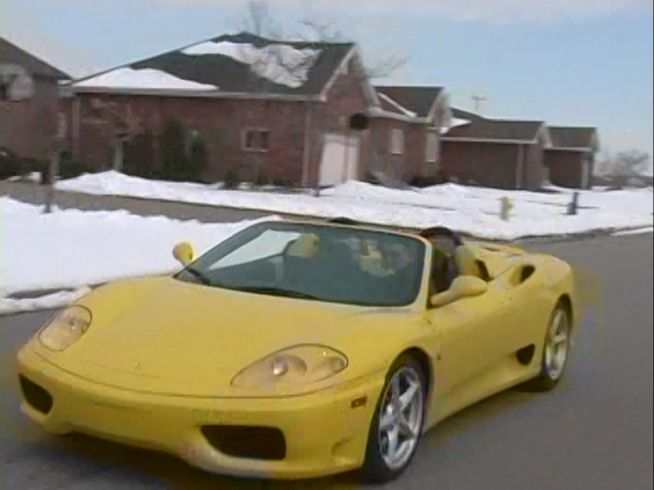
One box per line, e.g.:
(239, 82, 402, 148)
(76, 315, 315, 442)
(0, 197, 262, 314)
(58, 171, 654, 241)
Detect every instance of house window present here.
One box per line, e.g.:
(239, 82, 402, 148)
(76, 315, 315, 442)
(243, 129, 270, 152)
(390, 128, 404, 155)
(426, 131, 438, 163)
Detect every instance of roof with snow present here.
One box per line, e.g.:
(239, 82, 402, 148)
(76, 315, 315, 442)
(70, 32, 355, 98)
(443, 119, 548, 143)
(548, 126, 599, 151)
(375, 86, 445, 118)
(0, 37, 70, 81)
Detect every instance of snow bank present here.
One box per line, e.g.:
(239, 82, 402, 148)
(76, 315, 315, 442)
(56, 172, 654, 241)
(0, 197, 265, 302)
(183, 41, 320, 88)
(75, 67, 218, 91)
(0, 288, 90, 316)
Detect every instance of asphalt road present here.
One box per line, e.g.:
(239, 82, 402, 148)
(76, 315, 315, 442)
(1, 233, 652, 490)
(0, 181, 303, 223)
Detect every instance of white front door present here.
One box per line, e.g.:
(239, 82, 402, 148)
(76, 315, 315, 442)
(319, 133, 360, 186)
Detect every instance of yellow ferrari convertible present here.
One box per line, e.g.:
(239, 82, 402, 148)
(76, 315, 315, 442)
(16, 220, 576, 483)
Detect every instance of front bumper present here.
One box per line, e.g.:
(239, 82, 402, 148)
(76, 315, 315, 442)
(16, 345, 384, 479)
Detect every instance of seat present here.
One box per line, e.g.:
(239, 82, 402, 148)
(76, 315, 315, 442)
(454, 245, 485, 280)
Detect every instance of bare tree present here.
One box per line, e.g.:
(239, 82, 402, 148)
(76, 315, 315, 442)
(244, 0, 270, 37)
(600, 149, 651, 189)
(296, 13, 409, 191)
(84, 98, 142, 172)
(297, 16, 407, 81)
(234, 1, 407, 190)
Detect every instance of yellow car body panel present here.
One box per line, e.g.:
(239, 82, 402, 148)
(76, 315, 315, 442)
(16, 229, 576, 479)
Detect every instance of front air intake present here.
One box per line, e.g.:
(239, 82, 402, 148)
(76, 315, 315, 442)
(19, 376, 53, 415)
(201, 425, 286, 461)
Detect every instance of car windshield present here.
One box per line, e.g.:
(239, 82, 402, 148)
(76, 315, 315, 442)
(175, 222, 425, 307)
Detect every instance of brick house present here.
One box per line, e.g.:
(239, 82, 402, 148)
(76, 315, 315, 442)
(63, 32, 390, 187)
(369, 86, 450, 185)
(545, 126, 599, 189)
(0, 37, 70, 162)
(441, 111, 551, 190)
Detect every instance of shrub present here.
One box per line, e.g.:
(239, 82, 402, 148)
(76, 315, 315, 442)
(271, 178, 296, 189)
(0, 147, 21, 179)
(159, 117, 188, 181)
(410, 176, 441, 188)
(58, 153, 91, 180)
(20, 158, 47, 182)
(254, 171, 269, 187)
(187, 133, 208, 183)
(124, 130, 157, 179)
(224, 168, 240, 189)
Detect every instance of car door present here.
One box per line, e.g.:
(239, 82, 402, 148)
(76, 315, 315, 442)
(426, 282, 519, 399)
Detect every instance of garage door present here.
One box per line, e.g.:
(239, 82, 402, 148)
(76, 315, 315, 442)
(319, 133, 360, 187)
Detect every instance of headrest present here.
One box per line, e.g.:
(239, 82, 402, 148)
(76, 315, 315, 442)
(286, 233, 320, 258)
(455, 245, 482, 279)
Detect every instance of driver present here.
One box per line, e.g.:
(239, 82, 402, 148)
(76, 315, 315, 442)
(420, 227, 461, 293)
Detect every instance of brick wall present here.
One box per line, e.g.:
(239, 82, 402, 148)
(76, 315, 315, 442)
(69, 61, 372, 186)
(441, 140, 548, 190)
(545, 150, 593, 189)
(0, 79, 59, 161)
(441, 141, 521, 189)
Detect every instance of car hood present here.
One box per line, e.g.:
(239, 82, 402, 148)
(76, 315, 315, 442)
(45, 276, 386, 396)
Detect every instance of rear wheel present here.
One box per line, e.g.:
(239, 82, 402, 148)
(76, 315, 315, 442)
(362, 355, 426, 484)
(528, 305, 571, 391)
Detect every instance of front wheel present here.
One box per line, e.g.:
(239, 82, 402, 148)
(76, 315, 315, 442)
(362, 355, 426, 484)
(527, 305, 572, 391)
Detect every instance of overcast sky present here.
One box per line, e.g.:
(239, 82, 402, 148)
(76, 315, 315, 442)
(2, 0, 652, 162)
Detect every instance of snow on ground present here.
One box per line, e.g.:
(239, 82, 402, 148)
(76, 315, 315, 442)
(0, 288, 90, 316)
(613, 226, 654, 236)
(0, 197, 263, 313)
(6, 171, 41, 183)
(182, 41, 320, 88)
(57, 172, 654, 241)
(74, 67, 218, 91)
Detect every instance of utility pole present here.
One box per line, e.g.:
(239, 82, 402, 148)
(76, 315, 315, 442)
(471, 95, 487, 113)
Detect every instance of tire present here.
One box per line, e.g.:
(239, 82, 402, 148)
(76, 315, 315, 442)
(362, 354, 426, 484)
(526, 304, 572, 392)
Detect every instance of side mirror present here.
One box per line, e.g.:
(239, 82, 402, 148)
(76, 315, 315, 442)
(172, 241, 196, 266)
(430, 276, 488, 308)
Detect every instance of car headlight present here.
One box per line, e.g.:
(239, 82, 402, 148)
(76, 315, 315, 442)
(231, 345, 348, 389)
(38, 305, 92, 352)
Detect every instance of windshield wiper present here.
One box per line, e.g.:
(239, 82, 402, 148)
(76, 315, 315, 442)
(184, 266, 211, 285)
(232, 286, 320, 300)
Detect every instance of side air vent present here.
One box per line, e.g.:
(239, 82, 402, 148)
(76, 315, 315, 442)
(520, 265, 535, 283)
(506, 264, 536, 287)
(516, 345, 536, 365)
